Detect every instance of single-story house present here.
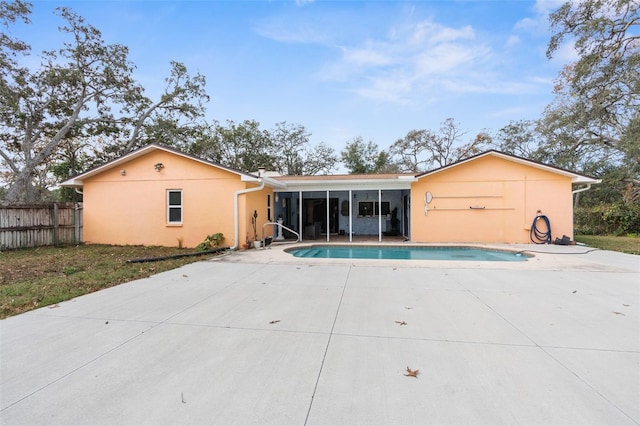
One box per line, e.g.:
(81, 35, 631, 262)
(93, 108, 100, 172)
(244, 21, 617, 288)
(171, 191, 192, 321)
(62, 144, 599, 248)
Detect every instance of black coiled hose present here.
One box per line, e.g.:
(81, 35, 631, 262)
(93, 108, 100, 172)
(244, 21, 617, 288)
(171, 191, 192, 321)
(530, 215, 552, 244)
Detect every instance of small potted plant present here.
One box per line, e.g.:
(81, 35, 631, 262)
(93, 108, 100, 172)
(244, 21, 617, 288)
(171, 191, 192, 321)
(251, 210, 261, 248)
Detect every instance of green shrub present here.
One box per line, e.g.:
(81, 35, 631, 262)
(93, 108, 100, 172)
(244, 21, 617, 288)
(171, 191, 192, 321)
(575, 203, 640, 235)
(196, 233, 225, 252)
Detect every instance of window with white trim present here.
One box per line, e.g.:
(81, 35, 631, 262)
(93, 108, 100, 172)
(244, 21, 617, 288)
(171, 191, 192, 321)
(167, 190, 182, 224)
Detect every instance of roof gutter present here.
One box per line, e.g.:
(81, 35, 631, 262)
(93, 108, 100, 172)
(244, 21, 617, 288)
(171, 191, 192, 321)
(231, 179, 264, 250)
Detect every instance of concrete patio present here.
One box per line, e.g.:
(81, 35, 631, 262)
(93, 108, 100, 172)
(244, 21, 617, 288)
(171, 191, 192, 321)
(1, 244, 639, 425)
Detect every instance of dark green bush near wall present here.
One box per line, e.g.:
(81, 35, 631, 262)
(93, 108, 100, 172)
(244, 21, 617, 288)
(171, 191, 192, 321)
(575, 203, 640, 235)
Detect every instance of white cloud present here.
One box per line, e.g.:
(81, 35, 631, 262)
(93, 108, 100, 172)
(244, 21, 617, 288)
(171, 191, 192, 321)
(414, 43, 487, 76)
(514, 0, 564, 34)
(410, 21, 475, 45)
(260, 9, 555, 106)
(254, 17, 330, 44)
(313, 18, 499, 103)
(342, 46, 391, 66)
(549, 40, 580, 63)
(505, 35, 521, 48)
(441, 79, 540, 95)
(352, 73, 414, 104)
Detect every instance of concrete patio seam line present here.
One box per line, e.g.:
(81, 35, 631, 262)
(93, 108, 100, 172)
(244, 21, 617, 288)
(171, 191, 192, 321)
(460, 282, 640, 425)
(537, 345, 640, 425)
(22, 313, 162, 325)
(161, 321, 333, 336)
(303, 265, 352, 426)
(0, 324, 158, 413)
(329, 332, 640, 352)
(0, 266, 264, 413)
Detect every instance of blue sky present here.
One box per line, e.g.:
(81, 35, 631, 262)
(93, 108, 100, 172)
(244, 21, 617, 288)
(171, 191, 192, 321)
(19, 0, 576, 155)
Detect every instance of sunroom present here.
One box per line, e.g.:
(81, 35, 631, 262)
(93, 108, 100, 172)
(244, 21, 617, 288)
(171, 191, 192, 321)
(269, 173, 416, 242)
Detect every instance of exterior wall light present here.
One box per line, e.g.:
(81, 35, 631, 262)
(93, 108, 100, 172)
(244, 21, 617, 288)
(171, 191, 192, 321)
(154, 163, 164, 172)
(120, 169, 126, 176)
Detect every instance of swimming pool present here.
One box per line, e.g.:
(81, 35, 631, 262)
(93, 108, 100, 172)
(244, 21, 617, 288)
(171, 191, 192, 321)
(286, 245, 529, 261)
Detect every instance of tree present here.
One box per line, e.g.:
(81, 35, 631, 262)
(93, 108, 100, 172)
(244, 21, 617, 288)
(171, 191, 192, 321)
(390, 118, 491, 172)
(199, 119, 275, 172)
(0, 0, 31, 74)
(389, 129, 431, 173)
(270, 121, 337, 175)
(495, 120, 547, 160)
(301, 141, 338, 175)
(122, 61, 209, 154)
(187, 120, 337, 175)
(341, 137, 393, 174)
(427, 118, 490, 168)
(0, 7, 210, 203)
(0, 7, 139, 202)
(546, 0, 640, 203)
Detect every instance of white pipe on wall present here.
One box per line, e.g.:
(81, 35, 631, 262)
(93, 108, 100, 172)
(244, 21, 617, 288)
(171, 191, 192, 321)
(231, 180, 264, 250)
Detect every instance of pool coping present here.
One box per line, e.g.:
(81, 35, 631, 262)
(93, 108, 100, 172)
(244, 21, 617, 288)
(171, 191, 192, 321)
(284, 244, 533, 261)
(218, 242, 639, 273)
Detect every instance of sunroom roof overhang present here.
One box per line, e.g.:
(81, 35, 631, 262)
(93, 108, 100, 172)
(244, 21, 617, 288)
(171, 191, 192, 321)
(273, 176, 416, 193)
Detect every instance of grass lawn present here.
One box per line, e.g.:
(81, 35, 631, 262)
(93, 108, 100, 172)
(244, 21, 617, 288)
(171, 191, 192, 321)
(0, 245, 224, 319)
(575, 234, 640, 255)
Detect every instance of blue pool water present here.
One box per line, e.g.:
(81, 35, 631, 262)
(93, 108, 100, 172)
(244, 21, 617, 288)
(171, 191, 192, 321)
(287, 245, 528, 261)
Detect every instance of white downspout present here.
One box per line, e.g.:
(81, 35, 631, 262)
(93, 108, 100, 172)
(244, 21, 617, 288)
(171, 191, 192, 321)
(571, 184, 591, 195)
(231, 179, 264, 250)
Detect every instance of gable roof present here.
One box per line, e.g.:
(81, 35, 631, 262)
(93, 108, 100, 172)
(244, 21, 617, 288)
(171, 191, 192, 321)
(61, 143, 284, 188)
(61, 146, 600, 190)
(415, 150, 601, 185)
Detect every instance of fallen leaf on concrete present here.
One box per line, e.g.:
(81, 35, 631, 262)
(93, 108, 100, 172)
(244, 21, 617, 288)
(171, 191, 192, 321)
(48, 304, 60, 309)
(182, 274, 188, 278)
(405, 307, 412, 310)
(269, 320, 281, 324)
(404, 367, 419, 378)
(395, 321, 407, 326)
(623, 304, 630, 307)
(572, 290, 577, 294)
(613, 311, 626, 316)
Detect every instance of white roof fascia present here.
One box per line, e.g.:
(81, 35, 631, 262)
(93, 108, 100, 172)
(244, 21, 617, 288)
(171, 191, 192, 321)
(417, 151, 600, 185)
(61, 144, 257, 187)
(275, 178, 415, 192)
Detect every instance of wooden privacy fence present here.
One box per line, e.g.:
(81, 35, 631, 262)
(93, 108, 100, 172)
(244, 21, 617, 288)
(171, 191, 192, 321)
(0, 203, 83, 250)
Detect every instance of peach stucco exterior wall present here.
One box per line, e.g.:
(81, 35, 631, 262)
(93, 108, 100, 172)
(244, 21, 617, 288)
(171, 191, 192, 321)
(410, 155, 574, 243)
(82, 150, 271, 248)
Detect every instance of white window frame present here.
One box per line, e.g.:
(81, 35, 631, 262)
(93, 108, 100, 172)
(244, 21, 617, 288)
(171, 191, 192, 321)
(374, 201, 391, 216)
(167, 190, 183, 224)
(358, 201, 390, 217)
